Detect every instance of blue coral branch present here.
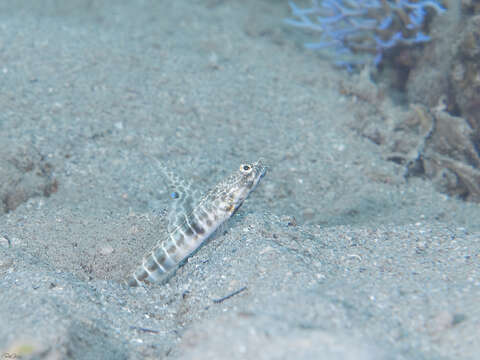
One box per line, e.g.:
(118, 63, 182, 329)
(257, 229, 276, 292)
(285, 0, 446, 68)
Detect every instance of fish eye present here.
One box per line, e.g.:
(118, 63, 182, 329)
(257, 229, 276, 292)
(240, 164, 252, 173)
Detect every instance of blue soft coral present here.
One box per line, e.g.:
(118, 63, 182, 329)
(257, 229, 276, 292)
(285, 0, 445, 68)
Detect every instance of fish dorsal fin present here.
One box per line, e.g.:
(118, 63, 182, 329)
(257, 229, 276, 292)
(149, 157, 202, 233)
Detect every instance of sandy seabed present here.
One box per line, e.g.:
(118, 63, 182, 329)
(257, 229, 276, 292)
(0, 1, 479, 359)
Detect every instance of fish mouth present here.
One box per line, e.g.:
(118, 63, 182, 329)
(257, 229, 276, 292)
(260, 167, 266, 178)
(255, 158, 267, 179)
(248, 159, 266, 191)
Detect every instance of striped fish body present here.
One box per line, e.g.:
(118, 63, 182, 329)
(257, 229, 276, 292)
(127, 159, 266, 287)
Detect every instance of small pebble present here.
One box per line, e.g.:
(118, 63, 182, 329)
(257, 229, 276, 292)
(99, 244, 114, 256)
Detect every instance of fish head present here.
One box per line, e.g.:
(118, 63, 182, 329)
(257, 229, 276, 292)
(223, 159, 266, 214)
